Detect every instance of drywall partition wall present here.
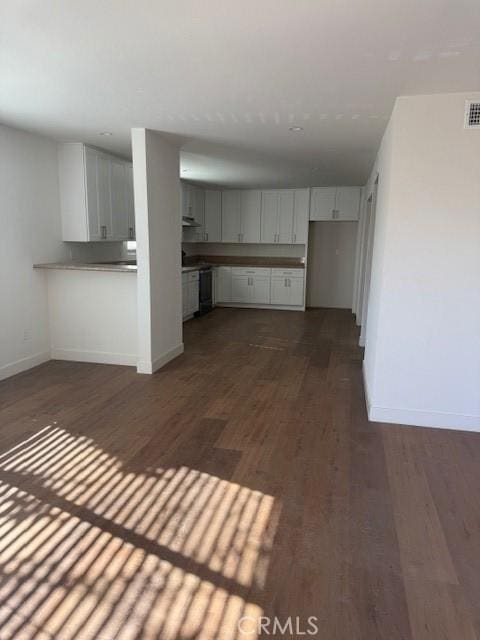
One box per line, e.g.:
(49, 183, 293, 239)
(131, 128, 183, 374)
(306, 222, 358, 309)
(363, 93, 480, 430)
(0, 125, 67, 380)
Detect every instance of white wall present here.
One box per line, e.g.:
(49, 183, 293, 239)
(132, 128, 183, 374)
(306, 221, 358, 308)
(363, 92, 480, 430)
(47, 270, 137, 365)
(0, 125, 68, 380)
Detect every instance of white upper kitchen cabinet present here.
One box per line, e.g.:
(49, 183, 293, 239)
(261, 190, 294, 243)
(260, 191, 278, 244)
(193, 187, 205, 241)
(221, 190, 241, 242)
(181, 183, 193, 219)
(125, 164, 135, 239)
(110, 158, 129, 240)
(58, 142, 133, 241)
(221, 190, 261, 243)
(309, 187, 337, 221)
(335, 187, 361, 220)
(292, 189, 310, 244)
(278, 190, 294, 243)
(240, 190, 261, 243)
(310, 186, 360, 221)
(203, 190, 222, 242)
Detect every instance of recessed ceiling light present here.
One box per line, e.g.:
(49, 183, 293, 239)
(99, 131, 113, 136)
(289, 126, 304, 132)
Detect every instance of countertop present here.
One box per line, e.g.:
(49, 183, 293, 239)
(35, 256, 305, 274)
(34, 262, 137, 273)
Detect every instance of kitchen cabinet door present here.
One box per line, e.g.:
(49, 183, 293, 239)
(270, 277, 290, 305)
(278, 190, 294, 243)
(261, 191, 278, 243)
(193, 187, 205, 241)
(231, 274, 250, 303)
(125, 164, 135, 240)
(97, 153, 113, 239)
(335, 187, 360, 220)
(310, 187, 336, 221)
(216, 266, 232, 302)
(288, 277, 305, 306)
(188, 281, 199, 315)
(293, 189, 309, 243)
(222, 191, 241, 242)
(240, 190, 261, 243)
(204, 191, 222, 242)
(110, 158, 129, 240)
(84, 147, 101, 240)
(182, 183, 194, 219)
(251, 276, 270, 304)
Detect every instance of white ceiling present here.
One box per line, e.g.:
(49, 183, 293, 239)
(1, 0, 480, 187)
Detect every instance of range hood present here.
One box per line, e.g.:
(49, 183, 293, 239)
(182, 216, 201, 227)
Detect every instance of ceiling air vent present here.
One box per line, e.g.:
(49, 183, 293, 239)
(464, 101, 480, 129)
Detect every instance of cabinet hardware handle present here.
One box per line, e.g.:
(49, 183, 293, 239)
(128, 226, 134, 239)
(284, 278, 287, 287)
(293, 233, 296, 243)
(101, 225, 107, 239)
(205, 232, 208, 241)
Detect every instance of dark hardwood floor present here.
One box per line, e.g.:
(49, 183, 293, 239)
(0, 307, 479, 639)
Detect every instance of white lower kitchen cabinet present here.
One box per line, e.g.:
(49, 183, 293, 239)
(231, 274, 250, 303)
(271, 277, 304, 306)
(215, 266, 232, 302)
(270, 268, 305, 306)
(214, 265, 305, 310)
(182, 271, 199, 320)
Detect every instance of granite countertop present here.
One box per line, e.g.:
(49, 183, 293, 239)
(35, 256, 305, 274)
(34, 262, 137, 273)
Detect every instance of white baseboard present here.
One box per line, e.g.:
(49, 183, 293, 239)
(216, 303, 305, 312)
(137, 343, 184, 374)
(368, 405, 480, 432)
(0, 351, 50, 381)
(51, 348, 136, 367)
(362, 363, 480, 432)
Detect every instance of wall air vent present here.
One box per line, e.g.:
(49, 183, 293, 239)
(464, 101, 480, 129)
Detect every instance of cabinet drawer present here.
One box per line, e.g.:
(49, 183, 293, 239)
(231, 267, 271, 277)
(187, 270, 199, 282)
(271, 268, 304, 278)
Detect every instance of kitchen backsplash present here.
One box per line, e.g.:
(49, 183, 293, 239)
(66, 241, 129, 262)
(182, 242, 306, 258)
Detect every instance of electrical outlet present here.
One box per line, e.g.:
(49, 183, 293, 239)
(23, 329, 31, 342)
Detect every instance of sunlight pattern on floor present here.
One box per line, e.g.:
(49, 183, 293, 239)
(0, 425, 277, 639)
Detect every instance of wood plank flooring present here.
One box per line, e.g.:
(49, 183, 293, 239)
(0, 307, 479, 639)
